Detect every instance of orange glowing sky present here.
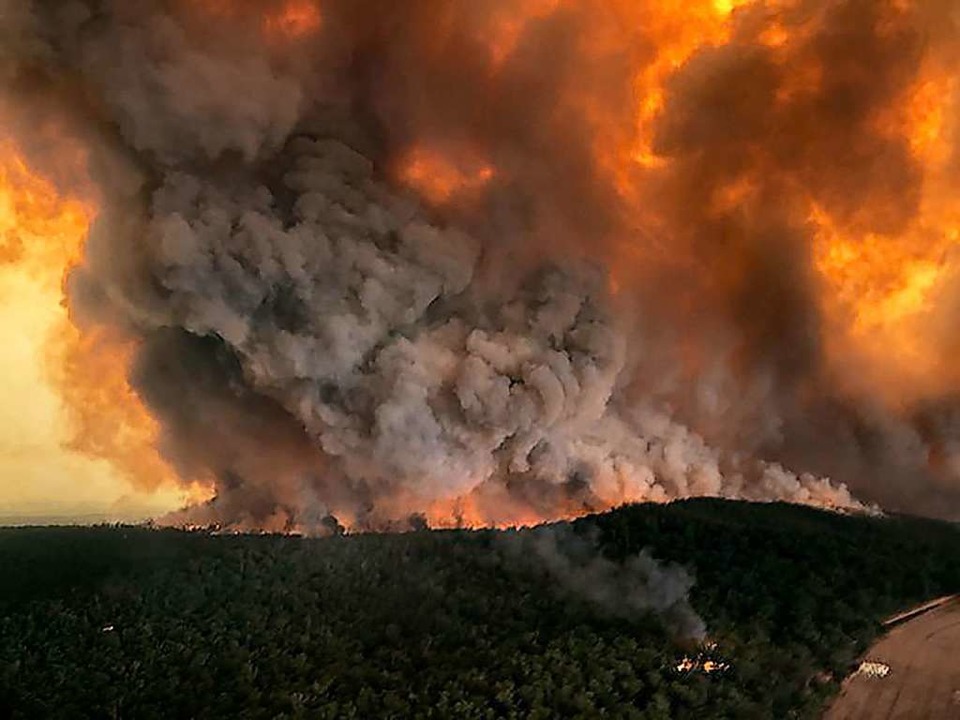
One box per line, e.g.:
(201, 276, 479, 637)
(2, 0, 959, 525)
(0, 145, 204, 524)
(398, 0, 960, 411)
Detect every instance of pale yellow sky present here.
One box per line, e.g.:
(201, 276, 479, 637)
(0, 142, 199, 523)
(0, 218, 190, 525)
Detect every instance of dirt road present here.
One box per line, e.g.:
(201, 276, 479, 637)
(824, 598, 960, 719)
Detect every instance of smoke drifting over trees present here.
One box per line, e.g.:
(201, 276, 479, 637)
(2, 0, 960, 528)
(501, 525, 707, 640)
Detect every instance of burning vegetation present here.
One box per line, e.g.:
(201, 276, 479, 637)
(2, 0, 960, 530)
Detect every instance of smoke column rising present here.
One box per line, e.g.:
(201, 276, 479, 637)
(2, 0, 959, 530)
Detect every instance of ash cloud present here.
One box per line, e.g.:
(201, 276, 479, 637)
(2, 0, 959, 528)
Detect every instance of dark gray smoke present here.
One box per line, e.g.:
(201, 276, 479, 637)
(3, 0, 959, 529)
(501, 525, 707, 640)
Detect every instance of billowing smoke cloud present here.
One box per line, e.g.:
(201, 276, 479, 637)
(2, 0, 959, 529)
(501, 524, 707, 640)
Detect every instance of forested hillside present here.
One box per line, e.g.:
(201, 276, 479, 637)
(1, 499, 957, 719)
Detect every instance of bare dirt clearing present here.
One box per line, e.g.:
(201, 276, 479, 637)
(824, 598, 960, 719)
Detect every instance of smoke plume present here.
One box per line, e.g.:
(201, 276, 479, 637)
(501, 525, 707, 640)
(2, 0, 960, 529)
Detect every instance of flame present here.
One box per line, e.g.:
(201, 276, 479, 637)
(380, 0, 960, 412)
(810, 52, 960, 401)
(398, 146, 496, 206)
(627, 0, 752, 169)
(424, 492, 587, 531)
(0, 148, 88, 278)
(47, 323, 179, 492)
(190, 0, 322, 42)
(175, 0, 960, 526)
(7, 0, 960, 527)
(461, 0, 960, 409)
(484, 0, 562, 68)
(419, 464, 667, 530)
(263, 0, 322, 41)
(377, 1, 729, 205)
(0, 142, 199, 511)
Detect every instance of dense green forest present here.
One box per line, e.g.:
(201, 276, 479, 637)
(0, 499, 957, 719)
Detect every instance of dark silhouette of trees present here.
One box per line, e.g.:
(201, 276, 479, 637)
(0, 500, 957, 718)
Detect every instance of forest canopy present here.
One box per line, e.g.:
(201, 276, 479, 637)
(1, 499, 958, 719)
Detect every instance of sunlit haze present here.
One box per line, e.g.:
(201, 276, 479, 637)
(0, 148, 196, 525)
